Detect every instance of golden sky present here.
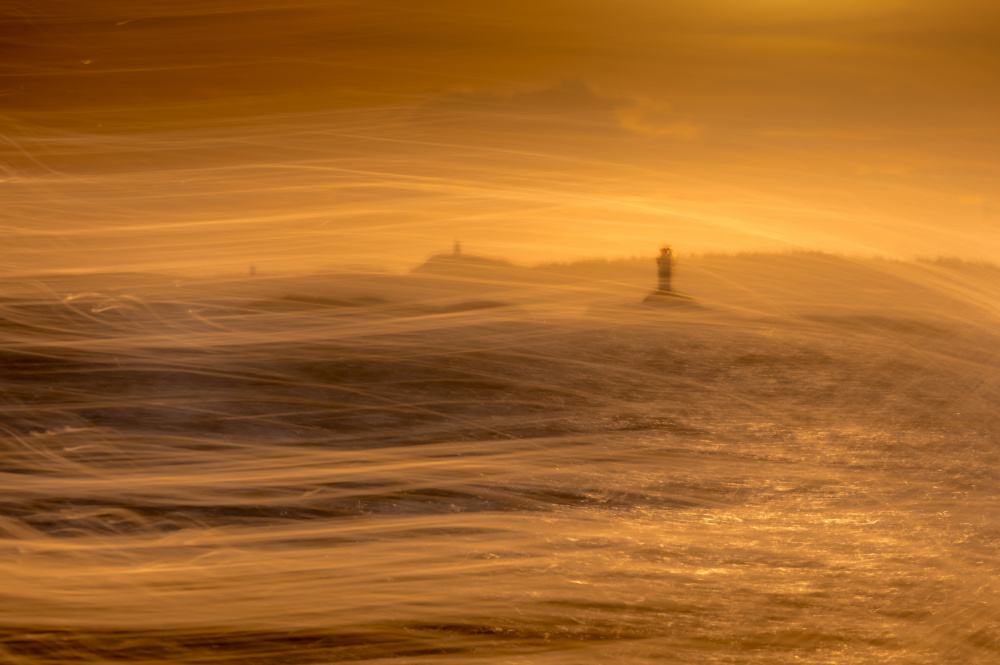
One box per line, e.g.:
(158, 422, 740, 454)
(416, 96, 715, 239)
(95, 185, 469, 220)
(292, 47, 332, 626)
(3, 0, 999, 272)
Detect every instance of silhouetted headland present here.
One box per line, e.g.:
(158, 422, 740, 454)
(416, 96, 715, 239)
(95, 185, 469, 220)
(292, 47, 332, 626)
(411, 244, 514, 274)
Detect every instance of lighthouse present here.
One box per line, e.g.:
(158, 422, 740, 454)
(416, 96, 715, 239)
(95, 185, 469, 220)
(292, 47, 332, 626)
(656, 245, 672, 293)
(643, 244, 698, 306)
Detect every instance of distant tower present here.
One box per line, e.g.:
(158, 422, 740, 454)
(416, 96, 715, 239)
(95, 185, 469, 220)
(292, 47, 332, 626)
(656, 245, 672, 293)
(249, 264, 257, 277)
(453, 239, 462, 256)
(643, 243, 696, 306)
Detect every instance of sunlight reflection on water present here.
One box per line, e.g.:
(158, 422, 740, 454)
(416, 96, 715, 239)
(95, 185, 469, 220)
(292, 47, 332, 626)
(2, 255, 999, 663)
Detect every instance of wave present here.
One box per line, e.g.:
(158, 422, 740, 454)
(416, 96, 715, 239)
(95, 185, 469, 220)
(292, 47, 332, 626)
(2, 253, 999, 663)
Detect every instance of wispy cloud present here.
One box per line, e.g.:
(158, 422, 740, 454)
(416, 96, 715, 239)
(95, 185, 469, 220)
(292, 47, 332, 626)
(615, 99, 704, 140)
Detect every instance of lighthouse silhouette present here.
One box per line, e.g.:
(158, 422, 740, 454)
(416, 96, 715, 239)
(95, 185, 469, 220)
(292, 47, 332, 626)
(656, 245, 672, 293)
(644, 244, 697, 306)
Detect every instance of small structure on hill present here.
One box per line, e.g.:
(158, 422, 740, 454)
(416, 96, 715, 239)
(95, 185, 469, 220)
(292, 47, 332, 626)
(643, 244, 698, 306)
(412, 244, 514, 274)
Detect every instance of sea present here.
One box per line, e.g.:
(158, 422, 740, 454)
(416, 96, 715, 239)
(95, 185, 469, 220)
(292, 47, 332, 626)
(2, 252, 999, 664)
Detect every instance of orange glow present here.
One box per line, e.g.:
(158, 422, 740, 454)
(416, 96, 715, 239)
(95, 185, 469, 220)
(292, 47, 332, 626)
(2, 0, 998, 274)
(3, 8, 1000, 660)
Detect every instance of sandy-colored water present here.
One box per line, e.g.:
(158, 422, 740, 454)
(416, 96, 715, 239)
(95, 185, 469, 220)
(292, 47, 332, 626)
(2, 253, 999, 663)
